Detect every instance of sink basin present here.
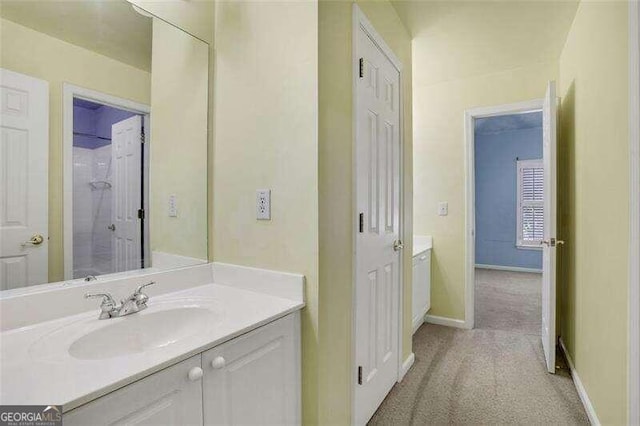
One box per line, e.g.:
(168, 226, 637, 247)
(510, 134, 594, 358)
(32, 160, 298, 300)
(68, 307, 216, 360)
(28, 301, 223, 362)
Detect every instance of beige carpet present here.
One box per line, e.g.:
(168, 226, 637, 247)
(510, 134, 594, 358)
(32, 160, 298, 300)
(368, 269, 589, 425)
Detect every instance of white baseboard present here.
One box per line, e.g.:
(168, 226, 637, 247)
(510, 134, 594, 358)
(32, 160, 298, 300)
(475, 264, 542, 274)
(559, 338, 600, 426)
(399, 353, 415, 382)
(424, 314, 467, 329)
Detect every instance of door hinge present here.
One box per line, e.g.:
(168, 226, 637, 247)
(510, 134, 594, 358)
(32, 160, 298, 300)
(140, 130, 146, 144)
(357, 366, 363, 385)
(359, 213, 364, 233)
(138, 208, 145, 220)
(359, 58, 364, 78)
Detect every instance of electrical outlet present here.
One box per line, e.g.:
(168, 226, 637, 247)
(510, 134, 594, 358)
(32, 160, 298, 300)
(438, 201, 448, 216)
(168, 194, 178, 217)
(256, 189, 271, 220)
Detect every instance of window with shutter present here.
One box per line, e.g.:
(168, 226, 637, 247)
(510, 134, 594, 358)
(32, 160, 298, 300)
(517, 159, 544, 248)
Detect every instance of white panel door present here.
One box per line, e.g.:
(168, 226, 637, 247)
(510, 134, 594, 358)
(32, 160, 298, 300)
(111, 115, 142, 273)
(0, 68, 48, 290)
(541, 81, 558, 374)
(64, 355, 203, 426)
(202, 314, 300, 426)
(354, 25, 401, 425)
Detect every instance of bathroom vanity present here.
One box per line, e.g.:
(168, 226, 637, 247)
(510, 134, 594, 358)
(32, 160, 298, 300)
(0, 263, 304, 425)
(412, 236, 433, 334)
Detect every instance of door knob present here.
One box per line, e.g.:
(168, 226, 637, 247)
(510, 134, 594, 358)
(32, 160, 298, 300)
(107, 224, 116, 231)
(393, 240, 404, 251)
(22, 234, 44, 247)
(211, 356, 226, 369)
(540, 238, 564, 247)
(188, 367, 204, 381)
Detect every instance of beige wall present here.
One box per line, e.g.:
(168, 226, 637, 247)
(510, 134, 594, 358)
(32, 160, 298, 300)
(150, 19, 208, 260)
(128, 0, 214, 44)
(413, 58, 558, 320)
(318, 1, 412, 423)
(557, 2, 629, 423)
(128, 0, 216, 261)
(0, 18, 151, 283)
(212, 2, 319, 424)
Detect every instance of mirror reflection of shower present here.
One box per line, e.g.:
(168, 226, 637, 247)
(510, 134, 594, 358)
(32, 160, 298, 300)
(72, 98, 144, 279)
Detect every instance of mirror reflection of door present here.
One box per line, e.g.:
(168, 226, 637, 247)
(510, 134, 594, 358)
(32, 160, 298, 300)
(0, 68, 49, 290)
(72, 98, 146, 278)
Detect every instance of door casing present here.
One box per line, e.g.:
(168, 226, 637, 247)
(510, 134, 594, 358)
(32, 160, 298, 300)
(628, 0, 640, 422)
(351, 4, 407, 424)
(62, 84, 150, 280)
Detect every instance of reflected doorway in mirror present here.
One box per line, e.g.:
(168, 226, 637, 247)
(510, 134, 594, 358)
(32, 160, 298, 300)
(63, 85, 151, 281)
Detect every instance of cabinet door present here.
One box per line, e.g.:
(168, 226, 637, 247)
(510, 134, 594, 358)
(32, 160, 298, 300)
(412, 251, 431, 333)
(64, 355, 203, 426)
(202, 313, 300, 426)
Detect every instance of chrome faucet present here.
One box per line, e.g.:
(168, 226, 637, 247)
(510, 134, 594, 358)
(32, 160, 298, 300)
(85, 282, 155, 320)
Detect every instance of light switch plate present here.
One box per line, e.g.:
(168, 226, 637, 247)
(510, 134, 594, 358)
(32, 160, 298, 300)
(438, 202, 448, 216)
(168, 194, 178, 217)
(256, 189, 271, 220)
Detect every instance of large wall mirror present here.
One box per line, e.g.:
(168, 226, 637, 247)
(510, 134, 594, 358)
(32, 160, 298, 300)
(0, 0, 209, 291)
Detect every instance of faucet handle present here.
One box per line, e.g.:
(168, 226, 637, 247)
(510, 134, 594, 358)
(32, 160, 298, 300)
(134, 281, 155, 296)
(132, 281, 155, 309)
(85, 292, 115, 305)
(85, 293, 117, 319)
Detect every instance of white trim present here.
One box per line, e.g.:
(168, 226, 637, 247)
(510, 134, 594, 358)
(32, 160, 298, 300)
(398, 353, 415, 381)
(559, 338, 601, 426)
(629, 1, 640, 424)
(63, 84, 151, 280)
(351, 4, 405, 424)
(464, 99, 544, 330)
(424, 314, 468, 329)
(475, 264, 542, 274)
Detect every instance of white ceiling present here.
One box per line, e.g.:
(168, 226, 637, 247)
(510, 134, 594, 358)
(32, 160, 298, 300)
(391, 0, 579, 85)
(0, 0, 152, 71)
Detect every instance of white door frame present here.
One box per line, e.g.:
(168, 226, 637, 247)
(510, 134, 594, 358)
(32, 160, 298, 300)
(629, 0, 640, 423)
(464, 99, 544, 330)
(351, 4, 406, 424)
(63, 84, 150, 280)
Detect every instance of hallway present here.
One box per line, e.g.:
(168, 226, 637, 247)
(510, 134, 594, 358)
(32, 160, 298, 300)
(369, 270, 588, 425)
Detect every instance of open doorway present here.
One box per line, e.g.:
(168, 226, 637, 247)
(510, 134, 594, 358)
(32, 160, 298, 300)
(71, 98, 145, 278)
(474, 110, 544, 334)
(464, 85, 559, 374)
(474, 110, 543, 335)
(63, 84, 151, 280)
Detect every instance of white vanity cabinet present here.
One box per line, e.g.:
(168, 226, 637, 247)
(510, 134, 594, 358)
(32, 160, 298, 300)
(63, 313, 300, 426)
(64, 355, 204, 426)
(202, 313, 300, 425)
(412, 236, 432, 334)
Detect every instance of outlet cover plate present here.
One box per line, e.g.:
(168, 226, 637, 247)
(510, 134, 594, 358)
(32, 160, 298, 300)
(256, 189, 271, 220)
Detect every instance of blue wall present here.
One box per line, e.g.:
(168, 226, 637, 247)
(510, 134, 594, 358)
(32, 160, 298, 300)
(474, 114, 542, 270)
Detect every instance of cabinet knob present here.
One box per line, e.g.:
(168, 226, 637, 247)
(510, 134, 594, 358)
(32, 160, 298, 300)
(211, 356, 226, 369)
(188, 367, 204, 381)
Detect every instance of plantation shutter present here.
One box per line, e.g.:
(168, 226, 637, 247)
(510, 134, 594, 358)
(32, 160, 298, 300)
(517, 159, 544, 246)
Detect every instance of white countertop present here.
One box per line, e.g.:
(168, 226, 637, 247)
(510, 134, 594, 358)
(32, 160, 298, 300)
(413, 235, 433, 257)
(0, 282, 304, 412)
